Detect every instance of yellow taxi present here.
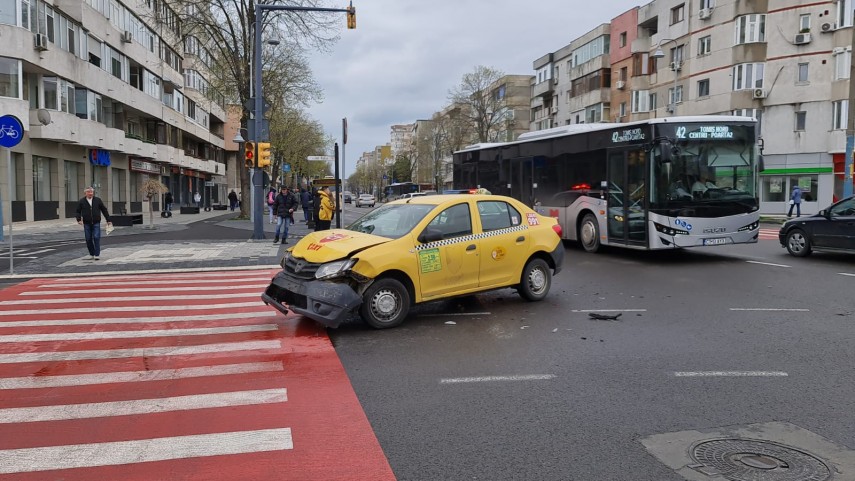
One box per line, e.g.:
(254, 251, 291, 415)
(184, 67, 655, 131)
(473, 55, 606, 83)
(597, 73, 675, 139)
(262, 194, 565, 328)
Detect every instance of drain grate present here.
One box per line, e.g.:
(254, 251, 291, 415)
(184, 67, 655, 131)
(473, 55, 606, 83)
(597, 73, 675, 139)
(690, 438, 832, 481)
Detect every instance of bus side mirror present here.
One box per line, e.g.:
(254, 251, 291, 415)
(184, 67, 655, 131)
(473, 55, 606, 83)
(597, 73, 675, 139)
(658, 143, 676, 164)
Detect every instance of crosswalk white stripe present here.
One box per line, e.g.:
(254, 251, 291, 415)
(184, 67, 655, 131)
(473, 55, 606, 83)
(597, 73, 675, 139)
(0, 361, 284, 389)
(19, 248, 55, 255)
(44, 272, 275, 284)
(0, 292, 260, 305)
(0, 388, 287, 423)
(0, 324, 277, 343)
(0, 311, 273, 328)
(0, 339, 281, 364)
(0, 428, 293, 474)
(0, 301, 263, 317)
(42, 277, 273, 288)
(20, 284, 270, 295)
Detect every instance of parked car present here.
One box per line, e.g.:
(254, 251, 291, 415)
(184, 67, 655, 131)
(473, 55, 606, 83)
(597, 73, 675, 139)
(356, 194, 376, 207)
(262, 194, 565, 329)
(779, 196, 855, 257)
(343, 192, 353, 204)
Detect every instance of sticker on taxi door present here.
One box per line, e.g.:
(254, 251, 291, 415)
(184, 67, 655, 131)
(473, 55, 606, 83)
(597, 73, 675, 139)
(418, 248, 442, 273)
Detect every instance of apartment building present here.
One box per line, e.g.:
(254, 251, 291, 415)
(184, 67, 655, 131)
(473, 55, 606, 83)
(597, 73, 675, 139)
(389, 124, 414, 159)
(0, 0, 227, 224)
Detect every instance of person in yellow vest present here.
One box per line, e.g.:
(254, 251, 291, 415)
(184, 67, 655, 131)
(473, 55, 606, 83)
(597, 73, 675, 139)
(316, 185, 335, 231)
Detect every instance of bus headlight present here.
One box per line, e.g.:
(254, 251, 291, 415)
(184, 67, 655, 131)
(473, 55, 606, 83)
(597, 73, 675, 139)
(653, 222, 689, 236)
(738, 221, 759, 232)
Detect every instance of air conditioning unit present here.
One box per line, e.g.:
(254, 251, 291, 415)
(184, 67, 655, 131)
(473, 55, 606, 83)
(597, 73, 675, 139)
(616, 80, 626, 90)
(550, 106, 558, 114)
(753, 88, 766, 99)
(121, 31, 133, 43)
(670, 61, 682, 72)
(699, 8, 712, 20)
(794, 33, 812, 45)
(833, 46, 846, 54)
(665, 105, 675, 113)
(821, 22, 835, 33)
(34, 33, 48, 51)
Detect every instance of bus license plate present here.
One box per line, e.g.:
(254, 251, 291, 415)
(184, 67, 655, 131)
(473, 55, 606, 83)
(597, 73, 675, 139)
(703, 238, 727, 246)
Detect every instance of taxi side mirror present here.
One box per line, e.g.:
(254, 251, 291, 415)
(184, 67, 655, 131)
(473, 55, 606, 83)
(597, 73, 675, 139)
(418, 227, 444, 244)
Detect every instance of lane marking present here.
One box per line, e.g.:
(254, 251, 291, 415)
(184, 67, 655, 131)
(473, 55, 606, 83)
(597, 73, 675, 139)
(0, 292, 261, 305)
(839, 273, 855, 277)
(0, 361, 284, 389)
(19, 248, 55, 256)
(0, 339, 281, 364)
(0, 301, 264, 317)
(440, 374, 556, 384)
(44, 277, 273, 288)
(20, 284, 270, 295)
(0, 388, 287, 423)
(420, 312, 491, 317)
(0, 428, 293, 474)
(729, 308, 810, 312)
(0, 324, 277, 343)
(675, 371, 788, 377)
(571, 309, 647, 313)
(0, 311, 273, 328)
(746, 260, 791, 268)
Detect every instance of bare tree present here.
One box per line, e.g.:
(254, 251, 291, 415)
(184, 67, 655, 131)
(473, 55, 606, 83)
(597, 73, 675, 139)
(448, 65, 507, 143)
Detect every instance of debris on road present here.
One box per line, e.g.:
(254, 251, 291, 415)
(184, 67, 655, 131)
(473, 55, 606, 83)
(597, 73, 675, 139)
(588, 313, 622, 321)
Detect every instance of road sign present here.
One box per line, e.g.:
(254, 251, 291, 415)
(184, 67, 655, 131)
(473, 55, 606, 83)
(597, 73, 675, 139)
(307, 156, 334, 162)
(382, 175, 388, 180)
(342, 118, 348, 145)
(0, 115, 24, 148)
(282, 163, 291, 172)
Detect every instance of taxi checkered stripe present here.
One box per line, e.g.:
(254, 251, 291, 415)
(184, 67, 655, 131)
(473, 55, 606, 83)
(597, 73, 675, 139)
(416, 224, 529, 251)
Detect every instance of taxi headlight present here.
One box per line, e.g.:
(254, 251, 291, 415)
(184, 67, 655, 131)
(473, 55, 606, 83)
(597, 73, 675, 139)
(315, 259, 357, 280)
(279, 249, 293, 269)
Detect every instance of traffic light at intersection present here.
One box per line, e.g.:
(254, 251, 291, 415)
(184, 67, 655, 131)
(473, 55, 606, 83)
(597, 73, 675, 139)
(346, 2, 356, 29)
(244, 141, 255, 168)
(258, 143, 272, 168)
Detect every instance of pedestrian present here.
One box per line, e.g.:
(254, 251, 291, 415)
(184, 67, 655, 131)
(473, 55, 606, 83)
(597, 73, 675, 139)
(164, 191, 173, 212)
(75, 187, 112, 260)
(300, 188, 311, 222)
(312, 188, 323, 231)
(267, 186, 277, 224)
(316, 185, 335, 231)
(272, 186, 299, 244)
(193, 191, 201, 208)
(228, 190, 238, 211)
(787, 184, 802, 218)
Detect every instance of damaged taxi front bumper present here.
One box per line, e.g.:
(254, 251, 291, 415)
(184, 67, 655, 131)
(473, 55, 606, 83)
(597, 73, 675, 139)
(262, 270, 363, 328)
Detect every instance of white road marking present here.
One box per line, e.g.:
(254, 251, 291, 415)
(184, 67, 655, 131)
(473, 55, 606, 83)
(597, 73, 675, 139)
(0, 324, 277, 343)
(0, 361, 284, 389)
(0, 339, 281, 364)
(675, 371, 788, 377)
(0, 265, 280, 280)
(0, 301, 264, 317)
(729, 308, 810, 312)
(45, 270, 275, 283)
(839, 273, 855, 277)
(20, 284, 270, 295)
(0, 292, 260, 305)
(0, 388, 287, 423)
(746, 260, 791, 268)
(0, 428, 293, 474)
(0, 311, 273, 328)
(571, 309, 647, 313)
(44, 277, 273, 288)
(420, 312, 492, 317)
(19, 248, 55, 256)
(440, 374, 556, 384)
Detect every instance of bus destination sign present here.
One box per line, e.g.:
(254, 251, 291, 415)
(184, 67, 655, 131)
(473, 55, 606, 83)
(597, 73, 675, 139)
(611, 128, 645, 143)
(675, 125, 735, 140)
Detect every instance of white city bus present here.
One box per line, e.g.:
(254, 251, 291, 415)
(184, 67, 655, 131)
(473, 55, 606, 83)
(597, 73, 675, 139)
(453, 116, 761, 252)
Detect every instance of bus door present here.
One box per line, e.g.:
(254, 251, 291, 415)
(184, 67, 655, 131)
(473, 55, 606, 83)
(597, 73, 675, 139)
(509, 157, 535, 207)
(606, 147, 648, 247)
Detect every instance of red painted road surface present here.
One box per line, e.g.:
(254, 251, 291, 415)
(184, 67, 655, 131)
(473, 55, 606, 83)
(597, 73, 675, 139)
(759, 228, 778, 241)
(0, 270, 395, 481)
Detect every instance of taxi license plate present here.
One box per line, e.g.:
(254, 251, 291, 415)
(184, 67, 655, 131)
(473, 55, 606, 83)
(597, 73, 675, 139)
(703, 238, 727, 246)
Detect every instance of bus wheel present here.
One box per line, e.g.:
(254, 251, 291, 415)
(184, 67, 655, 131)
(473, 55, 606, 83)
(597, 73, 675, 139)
(580, 214, 600, 253)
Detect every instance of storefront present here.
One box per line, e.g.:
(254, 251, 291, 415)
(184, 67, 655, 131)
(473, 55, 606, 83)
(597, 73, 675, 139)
(129, 158, 163, 213)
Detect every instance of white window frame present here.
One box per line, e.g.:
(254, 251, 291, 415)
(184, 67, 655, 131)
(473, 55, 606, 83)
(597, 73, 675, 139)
(797, 63, 809, 84)
(698, 36, 711, 56)
(699, 0, 714, 9)
(619, 102, 626, 117)
(670, 4, 685, 25)
(0, 56, 22, 100)
(799, 14, 811, 32)
(697, 79, 710, 98)
(838, 0, 853, 29)
(631, 90, 653, 113)
(668, 85, 684, 105)
(735, 14, 766, 44)
(834, 49, 851, 80)
(732, 63, 765, 90)
(833, 100, 848, 130)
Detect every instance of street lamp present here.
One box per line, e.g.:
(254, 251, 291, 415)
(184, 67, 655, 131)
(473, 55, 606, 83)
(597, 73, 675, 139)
(651, 39, 681, 116)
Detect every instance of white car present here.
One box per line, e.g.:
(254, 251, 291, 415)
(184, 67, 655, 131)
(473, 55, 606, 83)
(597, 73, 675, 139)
(356, 194, 376, 207)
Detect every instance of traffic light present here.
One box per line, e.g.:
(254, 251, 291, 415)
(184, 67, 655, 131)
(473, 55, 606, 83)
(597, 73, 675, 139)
(244, 141, 255, 168)
(346, 2, 356, 29)
(257, 142, 272, 168)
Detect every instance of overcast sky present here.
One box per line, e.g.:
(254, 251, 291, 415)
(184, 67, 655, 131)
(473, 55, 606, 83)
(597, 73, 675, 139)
(307, 0, 642, 177)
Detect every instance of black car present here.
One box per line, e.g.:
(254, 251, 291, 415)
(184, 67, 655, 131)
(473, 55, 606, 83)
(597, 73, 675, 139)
(779, 196, 855, 256)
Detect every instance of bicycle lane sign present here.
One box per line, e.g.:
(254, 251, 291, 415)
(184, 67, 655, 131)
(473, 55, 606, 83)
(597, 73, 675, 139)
(0, 115, 23, 148)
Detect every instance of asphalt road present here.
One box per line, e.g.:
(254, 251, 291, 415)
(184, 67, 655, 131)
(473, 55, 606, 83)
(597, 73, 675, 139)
(330, 236, 855, 481)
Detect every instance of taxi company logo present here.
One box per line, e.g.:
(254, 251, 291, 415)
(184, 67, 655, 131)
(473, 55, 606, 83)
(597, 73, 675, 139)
(611, 128, 645, 143)
(293, 261, 306, 273)
(319, 233, 347, 243)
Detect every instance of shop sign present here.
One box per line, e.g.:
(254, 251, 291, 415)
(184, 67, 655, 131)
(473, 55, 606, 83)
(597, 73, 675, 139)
(129, 158, 160, 174)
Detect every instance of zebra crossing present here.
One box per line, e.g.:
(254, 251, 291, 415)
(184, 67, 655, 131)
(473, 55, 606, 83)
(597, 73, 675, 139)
(0, 270, 394, 481)
(759, 228, 780, 241)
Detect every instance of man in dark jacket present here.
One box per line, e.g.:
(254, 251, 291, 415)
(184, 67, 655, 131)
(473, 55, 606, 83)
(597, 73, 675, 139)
(272, 186, 299, 244)
(75, 187, 112, 260)
(312, 188, 323, 231)
(300, 188, 311, 222)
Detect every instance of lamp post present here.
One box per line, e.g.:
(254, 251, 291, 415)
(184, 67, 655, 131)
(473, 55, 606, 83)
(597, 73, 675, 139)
(651, 39, 680, 116)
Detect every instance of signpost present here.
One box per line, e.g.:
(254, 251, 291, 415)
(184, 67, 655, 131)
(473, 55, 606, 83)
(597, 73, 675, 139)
(0, 114, 24, 274)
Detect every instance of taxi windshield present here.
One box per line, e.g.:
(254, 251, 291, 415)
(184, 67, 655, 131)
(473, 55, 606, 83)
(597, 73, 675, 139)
(346, 203, 435, 239)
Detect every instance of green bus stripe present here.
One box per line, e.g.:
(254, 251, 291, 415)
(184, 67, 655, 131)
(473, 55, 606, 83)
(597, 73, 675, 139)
(761, 167, 833, 175)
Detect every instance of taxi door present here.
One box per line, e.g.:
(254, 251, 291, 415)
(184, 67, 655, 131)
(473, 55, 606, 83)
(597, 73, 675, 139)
(476, 200, 529, 288)
(416, 202, 480, 299)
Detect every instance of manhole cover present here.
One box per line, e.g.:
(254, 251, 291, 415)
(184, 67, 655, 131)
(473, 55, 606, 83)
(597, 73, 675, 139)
(691, 438, 832, 481)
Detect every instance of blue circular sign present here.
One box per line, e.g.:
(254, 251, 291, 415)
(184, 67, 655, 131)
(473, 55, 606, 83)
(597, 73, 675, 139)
(0, 115, 24, 148)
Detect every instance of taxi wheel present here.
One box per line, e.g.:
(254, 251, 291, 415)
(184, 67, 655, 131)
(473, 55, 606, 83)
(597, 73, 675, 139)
(518, 258, 551, 302)
(580, 214, 600, 253)
(360, 278, 411, 329)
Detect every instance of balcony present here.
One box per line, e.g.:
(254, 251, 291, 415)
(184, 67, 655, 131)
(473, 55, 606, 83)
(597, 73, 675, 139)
(532, 79, 554, 98)
(124, 132, 158, 159)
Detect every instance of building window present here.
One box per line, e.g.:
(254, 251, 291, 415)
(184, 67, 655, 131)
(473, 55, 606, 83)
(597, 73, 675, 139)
(698, 36, 711, 56)
(795, 111, 807, 131)
(670, 45, 684, 65)
(65, 161, 81, 201)
(799, 14, 811, 32)
(42, 76, 58, 109)
(735, 14, 766, 44)
(698, 79, 710, 98)
(631, 90, 654, 113)
(671, 4, 685, 25)
(619, 32, 627, 48)
(838, 0, 853, 29)
(797, 63, 809, 83)
(619, 102, 626, 117)
(835, 49, 851, 80)
(700, 0, 714, 8)
(732, 63, 765, 90)
(32, 156, 53, 201)
(619, 66, 628, 81)
(669, 85, 684, 105)
(0, 56, 21, 99)
(761, 176, 786, 202)
(833, 100, 848, 130)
